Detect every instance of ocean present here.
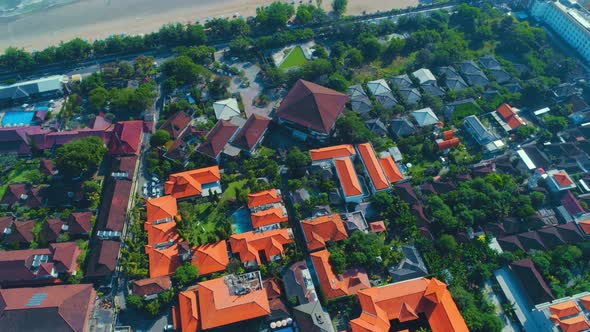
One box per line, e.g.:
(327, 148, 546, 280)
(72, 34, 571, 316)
(0, 0, 75, 18)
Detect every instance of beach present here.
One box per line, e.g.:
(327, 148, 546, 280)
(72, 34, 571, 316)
(0, 0, 418, 51)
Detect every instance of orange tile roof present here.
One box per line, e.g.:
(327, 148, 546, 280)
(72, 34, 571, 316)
(197, 276, 270, 329)
(229, 229, 294, 265)
(310, 144, 355, 161)
(579, 220, 590, 235)
(145, 242, 181, 277)
(350, 278, 469, 332)
(178, 289, 199, 332)
(146, 196, 178, 222)
(580, 295, 590, 310)
(334, 158, 362, 197)
(250, 207, 288, 229)
(379, 156, 403, 183)
(496, 103, 525, 129)
(554, 172, 573, 187)
(145, 220, 178, 247)
(164, 166, 220, 199)
(247, 189, 282, 209)
(191, 241, 229, 276)
(559, 315, 590, 332)
(437, 137, 460, 150)
(357, 143, 389, 191)
(301, 214, 348, 251)
(310, 249, 370, 300)
(443, 130, 454, 140)
(550, 301, 580, 319)
(369, 221, 386, 233)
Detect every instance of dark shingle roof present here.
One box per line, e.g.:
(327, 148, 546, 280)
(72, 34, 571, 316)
(510, 258, 554, 305)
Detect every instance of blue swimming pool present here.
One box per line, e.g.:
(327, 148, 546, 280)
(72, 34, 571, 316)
(2, 111, 35, 127)
(232, 208, 253, 234)
(34, 105, 49, 111)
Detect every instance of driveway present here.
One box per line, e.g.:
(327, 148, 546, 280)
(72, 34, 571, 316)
(118, 308, 171, 332)
(227, 61, 280, 118)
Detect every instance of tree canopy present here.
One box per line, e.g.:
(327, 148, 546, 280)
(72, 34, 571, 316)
(55, 137, 107, 179)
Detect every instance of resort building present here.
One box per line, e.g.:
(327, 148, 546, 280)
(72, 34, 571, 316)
(356, 143, 390, 193)
(493, 103, 526, 132)
(310, 249, 370, 300)
(164, 166, 221, 199)
(301, 213, 348, 252)
(0, 75, 67, 106)
(131, 275, 172, 300)
(231, 114, 271, 155)
(229, 228, 294, 267)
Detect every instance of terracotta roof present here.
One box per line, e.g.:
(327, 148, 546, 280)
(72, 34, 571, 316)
(229, 228, 294, 265)
(251, 207, 288, 229)
(334, 158, 362, 197)
(0, 248, 53, 285)
(41, 218, 63, 242)
(86, 240, 119, 278)
(145, 196, 179, 245)
(146, 218, 178, 247)
(310, 144, 355, 161)
(178, 289, 199, 332)
(438, 137, 460, 150)
(350, 278, 468, 332)
(277, 80, 348, 134)
(580, 296, 590, 310)
(196, 120, 239, 159)
(369, 221, 386, 233)
(145, 242, 180, 278)
(191, 241, 229, 275)
(443, 130, 454, 140)
(50, 242, 80, 275)
(310, 249, 370, 300)
(6, 220, 35, 244)
(108, 120, 143, 155)
(67, 212, 93, 235)
(104, 180, 132, 232)
(357, 143, 389, 191)
(0, 284, 96, 332)
(549, 301, 580, 319)
(197, 276, 270, 329)
(496, 103, 525, 129)
(379, 156, 403, 183)
(579, 220, 590, 234)
(231, 114, 271, 151)
(247, 189, 282, 209)
(559, 315, 590, 332)
(160, 111, 192, 139)
(132, 275, 172, 297)
(1, 184, 44, 208)
(164, 166, 220, 199)
(301, 214, 348, 251)
(39, 158, 56, 176)
(554, 172, 573, 187)
(561, 191, 585, 216)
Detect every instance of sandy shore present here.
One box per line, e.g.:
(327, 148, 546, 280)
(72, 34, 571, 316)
(0, 0, 418, 51)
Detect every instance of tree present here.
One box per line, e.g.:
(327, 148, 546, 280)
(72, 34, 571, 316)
(515, 125, 536, 139)
(126, 295, 144, 310)
(161, 56, 211, 86)
(209, 76, 231, 98)
(329, 246, 347, 274)
(286, 147, 311, 170)
(256, 2, 295, 32)
(88, 87, 109, 112)
(173, 263, 198, 288)
(544, 115, 568, 134)
(334, 112, 374, 143)
(333, 0, 348, 16)
(56, 137, 107, 179)
(83, 180, 101, 209)
(327, 73, 349, 92)
(1, 47, 34, 71)
(345, 48, 363, 67)
(150, 129, 171, 148)
(357, 33, 382, 61)
(145, 299, 161, 316)
(229, 36, 253, 57)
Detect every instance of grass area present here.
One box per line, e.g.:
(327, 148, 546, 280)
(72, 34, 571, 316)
(452, 102, 483, 125)
(221, 179, 248, 203)
(0, 160, 42, 198)
(279, 46, 307, 69)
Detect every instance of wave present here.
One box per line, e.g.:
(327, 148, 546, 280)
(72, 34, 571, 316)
(0, 0, 77, 18)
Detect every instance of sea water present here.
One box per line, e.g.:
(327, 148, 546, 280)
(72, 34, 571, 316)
(0, 0, 76, 18)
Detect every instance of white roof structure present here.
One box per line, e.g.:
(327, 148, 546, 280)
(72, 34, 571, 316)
(517, 149, 536, 171)
(412, 68, 437, 85)
(367, 79, 392, 96)
(411, 108, 439, 127)
(213, 98, 240, 120)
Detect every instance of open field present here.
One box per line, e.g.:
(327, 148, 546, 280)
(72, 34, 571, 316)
(279, 46, 308, 69)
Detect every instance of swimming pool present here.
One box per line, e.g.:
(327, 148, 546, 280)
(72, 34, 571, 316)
(2, 111, 35, 127)
(34, 105, 49, 111)
(231, 208, 253, 234)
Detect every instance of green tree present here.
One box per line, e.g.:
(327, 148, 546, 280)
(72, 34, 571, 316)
(286, 147, 311, 170)
(173, 263, 198, 288)
(145, 299, 161, 316)
(544, 115, 568, 134)
(1, 47, 34, 71)
(334, 112, 374, 143)
(329, 246, 347, 274)
(256, 2, 295, 31)
(150, 129, 171, 148)
(357, 33, 382, 61)
(82, 180, 101, 209)
(126, 295, 144, 310)
(333, 0, 348, 15)
(88, 87, 109, 112)
(229, 36, 253, 57)
(56, 137, 107, 179)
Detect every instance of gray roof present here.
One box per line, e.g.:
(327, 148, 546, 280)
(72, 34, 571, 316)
(399, 87, 421, 104)
(364, 118, 388, 136)
(459, 60, 483, 75)
(478, 56, 501, 70)
(503, 82, 522, 93)
(388, 245, 428, 282)
(293, 301, 335, 332)
(489, 68, 511, 84)
(464, 115, 496, 145)
(368, 80, 397, 108)
(437, 66, 468, 91)
(0, 75, 65, 102)
(412, 107, 439, 127)
(412, 68, 437, 85)
(443, 98, 477, 121)
(347, 85, 372, 116)
(459, 61, 488, 87)
(421, 84, 445, 97)
(390, 74, 414, 89)
(389, 118, 416, 137)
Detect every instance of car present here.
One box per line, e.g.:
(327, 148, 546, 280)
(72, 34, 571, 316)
(164, 324, 174, 331)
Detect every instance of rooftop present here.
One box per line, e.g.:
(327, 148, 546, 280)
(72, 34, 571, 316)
(310, 144, 356, 161)
(301, 214, 348, 251)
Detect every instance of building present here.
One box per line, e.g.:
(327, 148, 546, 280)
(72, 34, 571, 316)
(367, 79, 397, 109)
(334, 158, 364, 203)
(463, 115, 497, 146)
(364, 119, 388, 137)
(276, 80, 348, 142)
(230, 114, 271, 155)
(494, 103, 526, 132)
(510, 258, 555, 305)
(412, 68, 437, 85)
(191, 241, 229, 276)
(389, 118, 416, 138)
(390, 74, 414, 89)
(196, 120, 240, 161)
(229, 228, 294, 267)
(350, 278, 469, 332)
(347, 85, 373, 117)
(164, 166, 221, 199)
(159, 111, 192, 140)
(131, 275, 172, 300)
(301, 214, 348, 251)
(380, 155, 404, 184)
(458, 60, 489, 87)
(247, 188, 288, 231)
(530, 0, 590, 64)
(247, 189, 283, 210)
(310, 249, 370, 300)
(108, 120, 143, 155)
(412, 107, 439, 127)
(293, 301, 335, 332)
(546, 169, 577, 192)
(437, 66, 468, 91)
(85, 240, 120, 281)
(398, 87, 421, 105)
(357, 142, 390, 193)
(213, 98, 241, 120)
(282, 261, 319, 305)
(145, 241, 181, 278)
(0, 284, 96, 332)
(0, 75, 67, 106)
(309, 144, 356, 164)
(388, 245, 428, 282)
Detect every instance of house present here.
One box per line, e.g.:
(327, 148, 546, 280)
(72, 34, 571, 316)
(458, 60, 489, 86)
(164, 127, 205, 162)
(478, 55, 501, 69)
(251, 207, 288, 229)
(437, 130, 460, 151)
(367, 79, 397, 109)
(510, 258, 555, 305)
(561, 191, 585, 216)
(357, 142, 390, 192)
(0, 284, 96, 332)
(546, 169, 577, 193)
(4, 220, 35, 245)
(364, 119, 388, 137)
(282, 261, 319, 305)
(164, 166, 221, 199)
(309, 144, 355, 164)
(191, 241, 229, 276)
(369, 221, 386, 233)
(310, 249, 370, 300)
(421, 84, 445, 97)
(463, 115, 496, 146)
(213, 98, 241, 120)
(263, 278, 289, 320)
(494, 103, 526, 131)
(108, 120, 143, 155)
(388, 245, 428, 282)
(131, 275, 172, 300)
(229, 228, 294, 267)
(67, 212, 93, 236)
(394, 182, 419, 205)
(145, 241, 181, 277)
(301, 213, 348, 251)
(334, 157, 364, 203)
(390, 74, 414, 89)
(347, 85, 373, 117)
(230, 114, 270, 155)
(196, 119, 240, 161)
(389, 118, 416, 138)
(276, 79, 348, 142)
(498, 224, 584, 252)
(489, 68, 512, 84)
(398, 87, 421, 104)
(248, 189, 283, 210)
(1, 183, 45, 208)
(39, 158, 57, 176)
(160, 111, 192, 140)
(349, 278, 469, 332)
(145, 196, 178, 246)
(437, 66, 468, 91)
(412, 68, 437, 85)
(412, 107, 439, 127)
(341, 211, 369, 233)
(41, 218, 64, 242)
(0, 75, 67, 105)
(0, 242, 80, 287)
(85, 240, 120, 280)
(293, 301, 335, 332)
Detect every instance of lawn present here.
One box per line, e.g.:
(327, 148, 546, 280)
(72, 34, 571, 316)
(279, 46, 307, 69)
(221, 179, 248, 203)
(0, 160, 43, 198)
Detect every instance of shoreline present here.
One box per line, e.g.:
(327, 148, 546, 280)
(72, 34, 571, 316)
(0, 0, 418, 51)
